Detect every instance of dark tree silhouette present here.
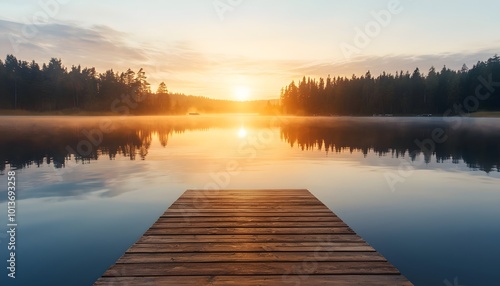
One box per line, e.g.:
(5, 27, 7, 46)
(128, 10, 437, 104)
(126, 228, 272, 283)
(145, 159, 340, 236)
(0, 55, 274, 115)
(280, 55, 500, 115)
(0, 55, 171, 114)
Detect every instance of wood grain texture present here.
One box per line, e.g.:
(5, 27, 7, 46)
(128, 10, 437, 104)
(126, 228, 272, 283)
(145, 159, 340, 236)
(94, 189, 413, 285)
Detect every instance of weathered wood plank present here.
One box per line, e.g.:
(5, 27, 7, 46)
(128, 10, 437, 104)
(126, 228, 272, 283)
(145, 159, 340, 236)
(156, 216, 342, 223)
(145, 227, 355, 235)
(102, 261, 400, 276)
(180, 195, 317, 199)
(165, 208, 333, 213)
(94, 189, 413, 286)
(118, 251, 386, 263)
(137, 234, 364, 243)
(176, 198, 320, 202)
(95, 275, 413, 286)
(127, 242, 374, 253)
(170, 206, 329, 212)
(150, 221, 349, 228)
(162, 212, 338, 217)
(183, 189, 312, 194)
(175, 198, 322, 202)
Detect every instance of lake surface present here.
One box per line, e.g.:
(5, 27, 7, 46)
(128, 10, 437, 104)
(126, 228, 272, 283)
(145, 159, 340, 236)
(0, 115, 499, 286)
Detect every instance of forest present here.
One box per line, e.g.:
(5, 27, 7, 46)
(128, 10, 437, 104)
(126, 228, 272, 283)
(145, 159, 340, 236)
(0, 55, 275, 114)
(2, 117, 499, 173)
(280, 55, 500, 115)
(0, 55, 172, 113)
(1, 54, 500, 116)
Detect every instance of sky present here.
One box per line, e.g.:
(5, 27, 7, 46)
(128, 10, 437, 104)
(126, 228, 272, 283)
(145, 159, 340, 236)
(1, 0, 500, 100)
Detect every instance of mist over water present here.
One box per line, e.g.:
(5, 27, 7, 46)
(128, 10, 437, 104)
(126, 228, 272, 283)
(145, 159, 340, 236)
(0, 115, 499, 286)
(1, 115, 499, 173)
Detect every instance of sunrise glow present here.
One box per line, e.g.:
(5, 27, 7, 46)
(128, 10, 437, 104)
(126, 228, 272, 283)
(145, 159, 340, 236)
(234, 86, 251, 101)
(1, 1, 499, 100)
(237, 127, 247, 138)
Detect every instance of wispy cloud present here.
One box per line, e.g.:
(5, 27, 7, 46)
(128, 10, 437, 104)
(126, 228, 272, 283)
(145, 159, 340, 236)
(291, 49, 500, 79)
(1, 18, 499, 99)
(0, 19, 146, 67)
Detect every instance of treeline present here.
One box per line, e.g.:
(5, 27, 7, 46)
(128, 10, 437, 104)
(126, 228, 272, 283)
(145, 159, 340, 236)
(0, 55, 278, 115)
(0, 55, 170, 114)
(168, 93, 279, 114)
(280, 55, 500, 115)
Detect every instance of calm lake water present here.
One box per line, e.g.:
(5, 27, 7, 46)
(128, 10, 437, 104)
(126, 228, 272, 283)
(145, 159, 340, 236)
(0, 115, 499, 286)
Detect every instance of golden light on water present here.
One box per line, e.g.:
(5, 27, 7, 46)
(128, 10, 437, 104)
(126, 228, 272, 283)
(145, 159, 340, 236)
(237, 126, 247, 138)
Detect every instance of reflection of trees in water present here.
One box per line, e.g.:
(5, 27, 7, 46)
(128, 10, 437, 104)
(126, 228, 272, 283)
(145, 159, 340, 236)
(0, 121, 188, 172)
(0, 116, 274, 172)
(280, 119, 500, 173)
(1, 117, 499, 173)
(0, 130, 130, 171)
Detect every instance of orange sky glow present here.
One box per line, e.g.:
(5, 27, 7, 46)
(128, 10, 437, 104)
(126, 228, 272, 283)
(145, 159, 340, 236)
(1, 0, 499, 100)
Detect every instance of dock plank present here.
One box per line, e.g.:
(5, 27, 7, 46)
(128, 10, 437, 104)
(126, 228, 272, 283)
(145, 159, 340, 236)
(162, 212, 338, 217)
(117, 251, 386, 263)
(95, 275, 413, 286)
(102, 261, 400, 276)
(145, 226, 355, 235)
(150, 221, 349, 228)
(156, 216, 343, 222)
(137, 234, 364, 243)
(94, 189, 413, 285)
(127, 242, 375, 252)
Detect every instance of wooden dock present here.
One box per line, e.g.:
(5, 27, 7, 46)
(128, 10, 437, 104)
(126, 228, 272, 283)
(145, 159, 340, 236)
(95, 189, 413, 285)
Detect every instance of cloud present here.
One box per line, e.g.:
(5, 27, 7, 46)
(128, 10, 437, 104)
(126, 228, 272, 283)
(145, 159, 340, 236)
(1, 18, 499, 99)
(0, 19, 243, 94)
(291, 49, 500, 79)
(0, 19, 147, 68)
(0, 19, 224, 94)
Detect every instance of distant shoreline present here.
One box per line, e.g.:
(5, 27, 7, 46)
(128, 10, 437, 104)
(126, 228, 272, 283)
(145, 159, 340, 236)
(0, 109, 120, 116)
(467, 111, 500, 118)
(0, 109, 263, 117)
(1, 109, 500, 118)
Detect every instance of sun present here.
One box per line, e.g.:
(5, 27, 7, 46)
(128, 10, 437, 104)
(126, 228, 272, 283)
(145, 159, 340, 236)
(234, 86, 251, 101)
(237, 127, 247, 138)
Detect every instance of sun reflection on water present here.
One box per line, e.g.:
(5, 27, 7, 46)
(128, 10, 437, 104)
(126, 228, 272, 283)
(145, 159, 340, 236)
(237, 126, 247, 138)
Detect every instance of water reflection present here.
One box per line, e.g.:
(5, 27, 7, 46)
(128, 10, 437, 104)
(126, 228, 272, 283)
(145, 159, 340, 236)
(280, 117, 500, 172)
(1, 115, 499, 286)
(0, 116, 499, 173)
